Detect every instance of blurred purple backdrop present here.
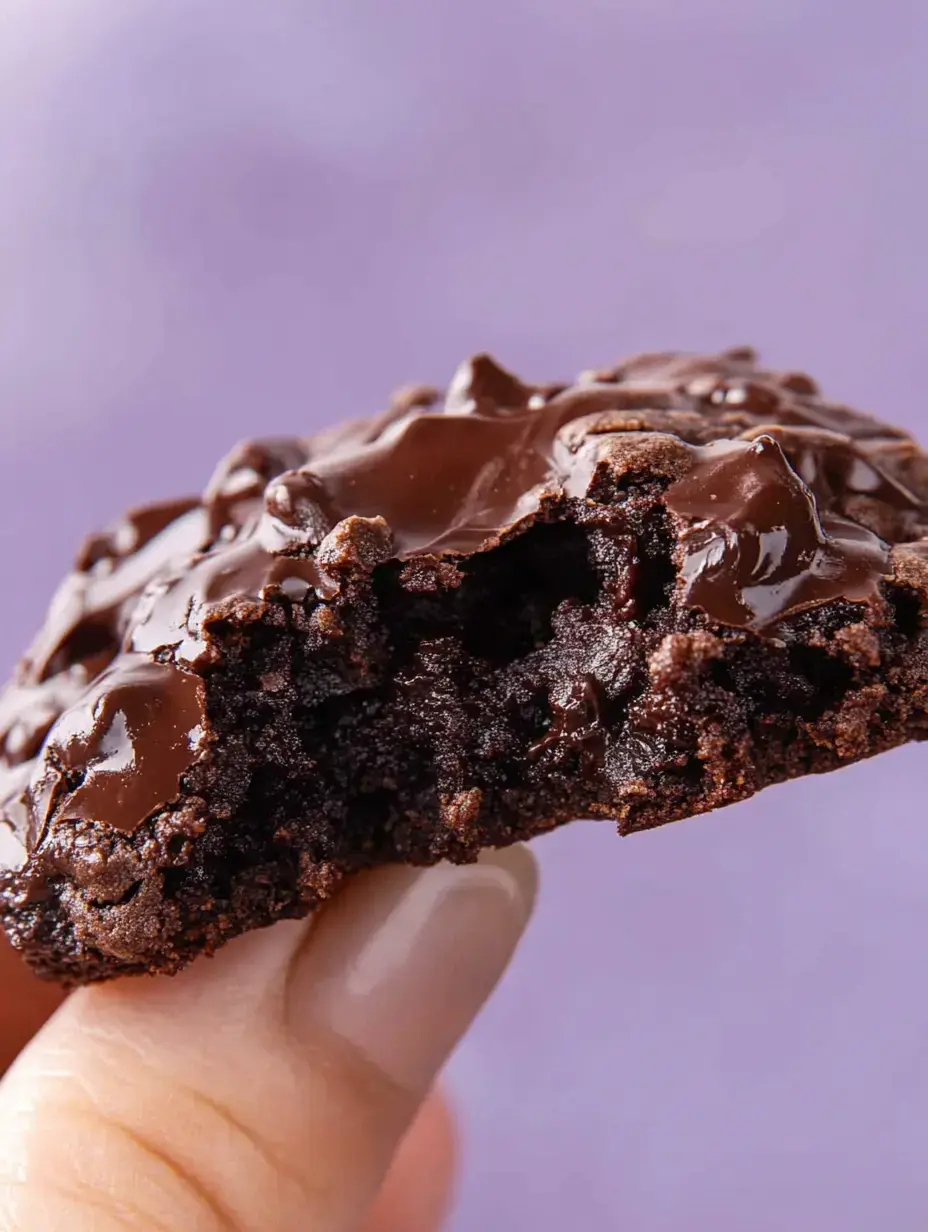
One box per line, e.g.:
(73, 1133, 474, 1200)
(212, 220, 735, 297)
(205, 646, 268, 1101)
(2, 2, 928, 1227)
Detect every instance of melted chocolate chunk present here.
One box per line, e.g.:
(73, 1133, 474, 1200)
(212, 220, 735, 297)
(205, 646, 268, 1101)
(203, 438, 312, 541)
(4, 346, 928, 984)
(530, 675, 606, 766)
(29, 503, 208, 682)
(26, 658, 205, 844)
(263, 470, 337, 543)
(665, 436, 893, 629)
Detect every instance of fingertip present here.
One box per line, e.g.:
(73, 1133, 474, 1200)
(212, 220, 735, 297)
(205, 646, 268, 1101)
(286, 845, 539, 1094)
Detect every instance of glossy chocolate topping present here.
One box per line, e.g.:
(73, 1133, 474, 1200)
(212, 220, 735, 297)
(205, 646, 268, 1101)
(2, 348, 926, 867)
(665, 435, 896, 629)
(25, 658, 205, 846)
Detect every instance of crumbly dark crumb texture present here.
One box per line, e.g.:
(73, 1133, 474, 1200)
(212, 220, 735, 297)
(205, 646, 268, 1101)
(3, 347, 928, 984)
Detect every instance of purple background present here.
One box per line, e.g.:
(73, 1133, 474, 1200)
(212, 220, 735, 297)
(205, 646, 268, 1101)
(2, 3, 928, 1227)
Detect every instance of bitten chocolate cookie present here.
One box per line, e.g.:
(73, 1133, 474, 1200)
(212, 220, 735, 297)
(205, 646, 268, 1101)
(4, 348, 928, 984)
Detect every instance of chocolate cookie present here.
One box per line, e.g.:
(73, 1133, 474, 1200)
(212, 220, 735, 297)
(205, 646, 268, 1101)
(4, 348, 928, 984)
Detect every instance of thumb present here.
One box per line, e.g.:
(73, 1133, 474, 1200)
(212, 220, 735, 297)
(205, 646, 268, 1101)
(0, 847, 537, 1232)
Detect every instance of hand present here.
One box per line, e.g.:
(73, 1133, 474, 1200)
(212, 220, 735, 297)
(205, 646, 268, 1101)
(0, 848, 537, 1231)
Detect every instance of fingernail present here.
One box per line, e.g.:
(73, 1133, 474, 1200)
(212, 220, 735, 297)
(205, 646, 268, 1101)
(286, 846, 538, 1092)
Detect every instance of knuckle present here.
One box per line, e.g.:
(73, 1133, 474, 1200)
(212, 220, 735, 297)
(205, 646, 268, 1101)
(305, 1019, 418, 1126)
(0, 1019, 415, 1231)
(44, 1099, 239, 1231)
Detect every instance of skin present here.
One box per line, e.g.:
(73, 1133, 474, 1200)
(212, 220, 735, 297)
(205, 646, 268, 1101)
(0, 847, 537, 1231)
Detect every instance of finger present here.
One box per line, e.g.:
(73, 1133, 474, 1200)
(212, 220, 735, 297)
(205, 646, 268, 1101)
(0, 846, 536, 1232)
(362, 1087, 457, 1232)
